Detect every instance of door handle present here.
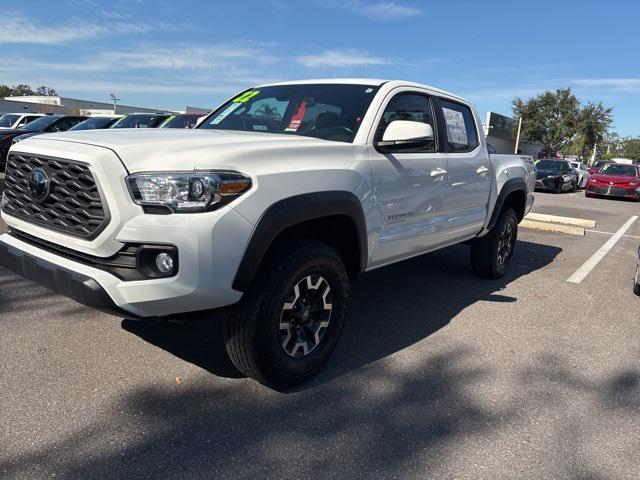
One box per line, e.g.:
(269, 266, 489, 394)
(430, 168, 447, 178)
(476, 166, 489, 175)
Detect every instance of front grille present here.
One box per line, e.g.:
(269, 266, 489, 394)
(1, 153, 109, 239)
(593, 186, 630, 196)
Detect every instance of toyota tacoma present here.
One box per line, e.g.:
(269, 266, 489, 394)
(0, 79, 535, 389)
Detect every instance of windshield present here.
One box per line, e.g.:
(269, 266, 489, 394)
(0, 114, 20, 128)
(70, 117, 119, 131)
(199, 84, 380, 143)
(535, 160, 563, 171)
(571, 162, 580, 168)
(161, 114, 201, 129)
(19, 116, 59, 131)
(599, 164, 638, 176)
(111, 114, 168, 128)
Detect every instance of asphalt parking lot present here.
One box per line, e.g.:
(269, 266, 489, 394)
(1, 177, 639, 480)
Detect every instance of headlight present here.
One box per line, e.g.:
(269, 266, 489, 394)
(126, 171, 251, 213)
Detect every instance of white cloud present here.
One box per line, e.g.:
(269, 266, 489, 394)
(358, 1, 424, 19)
(327, 1, 424, 20)
(573, 78, 640, 92)
(297, 49, 389, 67)
(0, 13, 186, 44)
(98, 45, 270, 70)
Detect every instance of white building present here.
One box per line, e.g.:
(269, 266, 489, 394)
(1, 95, 171, 116)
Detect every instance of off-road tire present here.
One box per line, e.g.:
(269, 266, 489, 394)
(223, 240, 349, 390)
(471, 207, 518, 279)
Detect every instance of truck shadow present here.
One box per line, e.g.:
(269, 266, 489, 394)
(122, 240, 561, 383)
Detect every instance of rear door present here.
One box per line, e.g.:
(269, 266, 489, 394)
(368, 89, 450, 266)
(436, 98, 491, 235)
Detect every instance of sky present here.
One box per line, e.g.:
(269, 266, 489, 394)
(2, 0, 640, 135)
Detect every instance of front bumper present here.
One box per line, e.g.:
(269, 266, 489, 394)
(535, 177, 561, 190)
(0, 237, 133, 318)
(0, 204, 253, 318)
(585, 184, 640, 199)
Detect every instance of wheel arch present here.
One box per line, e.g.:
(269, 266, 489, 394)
(232, 191, 368, 291)
(487, 178, 527, 230)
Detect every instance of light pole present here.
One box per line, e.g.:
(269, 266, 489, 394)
(110, 93, 120, 115)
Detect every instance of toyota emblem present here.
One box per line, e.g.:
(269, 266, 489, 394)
(28, 169, 51, 202)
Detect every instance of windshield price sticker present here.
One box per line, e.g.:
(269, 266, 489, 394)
(285, 100, 306, 132)
(443, 107, 468, 145)
(211, 103, 243, 125)
(232, 90, 260, 103)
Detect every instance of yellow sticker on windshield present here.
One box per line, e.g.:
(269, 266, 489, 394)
(232, 90, 260, 103)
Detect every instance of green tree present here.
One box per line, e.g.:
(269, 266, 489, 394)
(0, 84, 12, 97)
(513, 88, 581, 155)
(11, 84, 35, 96)
(35, 85, 58, 96)
(621, 137, 640, 162)
(513, 89, 614, 159)
(579, 101, 613, 158)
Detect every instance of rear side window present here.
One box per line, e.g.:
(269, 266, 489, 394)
(438, 99, 478, 153)
(375, 93, 436, 152)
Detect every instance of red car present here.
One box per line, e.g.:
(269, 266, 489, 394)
(585, 163, 640, 201)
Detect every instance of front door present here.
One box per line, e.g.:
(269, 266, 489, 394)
(369, 90, 450, 267)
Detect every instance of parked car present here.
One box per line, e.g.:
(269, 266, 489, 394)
(1, 115, 87, 168)
(571, 161, 590, 188)
(160, 114, 205, 129)
(111, 113, 171, 129)
(585, 163, 640, 201)
(0, 79, 536, 389)
(0, 113, 46, 130)
(535, 159, 579, 193)
(588, 160, 613, 175)
(69, 116, 122, 131)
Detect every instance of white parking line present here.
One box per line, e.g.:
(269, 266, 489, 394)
(567, 215, 639, 284)
(586, 229, 640, 240)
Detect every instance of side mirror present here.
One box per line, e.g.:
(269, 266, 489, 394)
(375, 120, 434, 152)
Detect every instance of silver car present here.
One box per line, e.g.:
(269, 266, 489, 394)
(571, 161, 590, 189)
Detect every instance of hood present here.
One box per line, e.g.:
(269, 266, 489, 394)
(21, 128, 355, 173)
(591, 174, 639, 184)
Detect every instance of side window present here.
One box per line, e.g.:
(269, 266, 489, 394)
(375, 92, 436, 152)
(439, 99, 478, 153)
(16, 117, 29, 128)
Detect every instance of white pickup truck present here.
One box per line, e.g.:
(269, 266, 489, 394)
(0, 79, 535, 389)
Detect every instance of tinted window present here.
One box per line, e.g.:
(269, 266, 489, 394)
(112, 114, 168, 128)
(599, 164, 638, 176)
(161, 114, 202, 129)
(439, 100, 478, 153)
(70, 117, 119, 130)
(535, 160, 563, 171)
(199, 84, 379, 143)
(0, 114, 20, 127)
(47, 117, 84, 132)
(375, 93, 436, 152)
(20, 116, 59, 131)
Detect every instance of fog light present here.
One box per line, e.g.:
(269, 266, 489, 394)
(155, 252, 174, 273)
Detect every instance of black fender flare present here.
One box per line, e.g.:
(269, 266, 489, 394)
(487, 178, 527, 231)
(232, 191, 368, 291)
